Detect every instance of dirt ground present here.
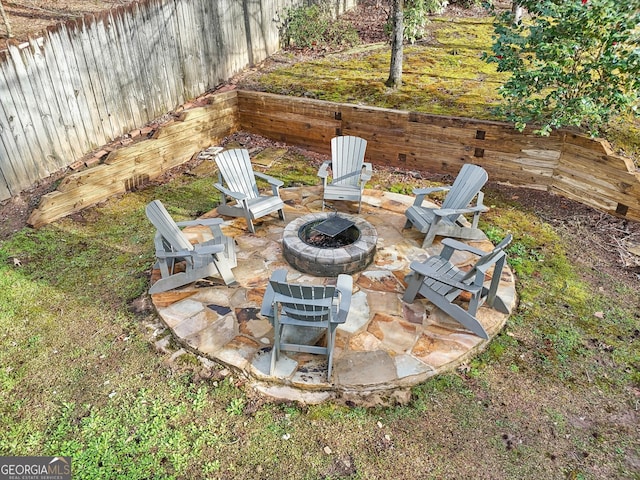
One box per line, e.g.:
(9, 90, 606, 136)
(0, 0, 136, 50)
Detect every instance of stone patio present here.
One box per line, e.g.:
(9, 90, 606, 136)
(150, 186, 517, 405)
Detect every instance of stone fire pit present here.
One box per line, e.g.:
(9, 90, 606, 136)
(282, 212, 377, 276)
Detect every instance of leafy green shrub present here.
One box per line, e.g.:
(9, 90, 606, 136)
(383, 0, 446, 44)
(486, 0, 640, 135)
(278, 2, 360, 49)
(404, 0, 446, 43)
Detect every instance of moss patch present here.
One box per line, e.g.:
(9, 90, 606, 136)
(254, 18, 509, 120)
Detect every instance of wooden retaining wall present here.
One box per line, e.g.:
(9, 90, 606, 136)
(28, 90, 640, 226)
(237, 90, 640, 221)
(28, 91, 238, 227)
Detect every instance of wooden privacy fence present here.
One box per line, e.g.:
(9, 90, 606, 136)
(0, 0, 357, 201)
(28, 90, 640, 227)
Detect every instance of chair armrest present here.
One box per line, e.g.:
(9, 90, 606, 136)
(333, 274, 353, 324)
(440, 238, 487, 257)
(254, 171, 284, 187)
(317, 161, 332, 179)
(213, 183, 248, 201)
(175, 218, 224, 228)
(433, 205, 489, 217)
(361, 163, 373, 182)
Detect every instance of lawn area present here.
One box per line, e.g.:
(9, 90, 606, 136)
(1, 146, 639, 478)
(1, 8, 639, 480)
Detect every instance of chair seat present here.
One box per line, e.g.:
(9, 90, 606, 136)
(246, 195, 285, 219)
(404, 206, 458, 233)
(323, 184, 363, 202)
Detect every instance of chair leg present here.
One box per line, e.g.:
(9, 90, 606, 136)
(421, 229, 438, 248)
(270, 319, 281, 375)
(244, 214, 256, 234)
(327, 326, 338, 381)
(422, 287, 489, 339)
(213, 256, 237, 286)
(402, 273, 424, 303)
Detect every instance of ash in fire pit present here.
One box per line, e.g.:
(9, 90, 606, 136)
(283, 212, 377, 276)
(306, 230, 355, 248)
(306, 215, 358, 248)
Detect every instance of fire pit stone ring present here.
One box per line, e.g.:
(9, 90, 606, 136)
(282, 212, 377, 276)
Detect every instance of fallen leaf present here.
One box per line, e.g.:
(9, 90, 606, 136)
(12, 258, 21, 267)
(594, 311, 604, 319)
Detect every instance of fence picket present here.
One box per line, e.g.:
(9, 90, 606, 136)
(0, 55, 42, 186)
(77, 15, 116, 142)
(27, 38, 73, 168)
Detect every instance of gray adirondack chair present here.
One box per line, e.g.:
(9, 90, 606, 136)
(213, 148, 285, 233)
(318, 135, 372, 213)
(260, 269, 353, 379)
(146, 200, 237, 294)
(402, 234, 512, 339)
(404, 163, 489, 247)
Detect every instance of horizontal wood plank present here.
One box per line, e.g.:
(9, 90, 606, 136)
(28, 90, 640, 226)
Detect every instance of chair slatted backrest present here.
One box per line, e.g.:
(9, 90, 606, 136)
(270, 279, 336, 322)
(146, 200, 193, 252)
(215, 149, 260, 199)
(441, 164, 488, 211)
(330, 136, 367, 187)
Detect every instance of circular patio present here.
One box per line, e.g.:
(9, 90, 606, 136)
(150, 186, 517, 405)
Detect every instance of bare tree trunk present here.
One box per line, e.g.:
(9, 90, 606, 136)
(511, 1, 524, 24)
(0, 0, 13, 38)
(385, 0, 403, 89)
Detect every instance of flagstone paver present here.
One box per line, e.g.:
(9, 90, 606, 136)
(150, 186, 517, 405)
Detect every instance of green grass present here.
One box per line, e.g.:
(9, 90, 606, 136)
(1, 13, 639, 480)
(1, 157, 638, 478)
